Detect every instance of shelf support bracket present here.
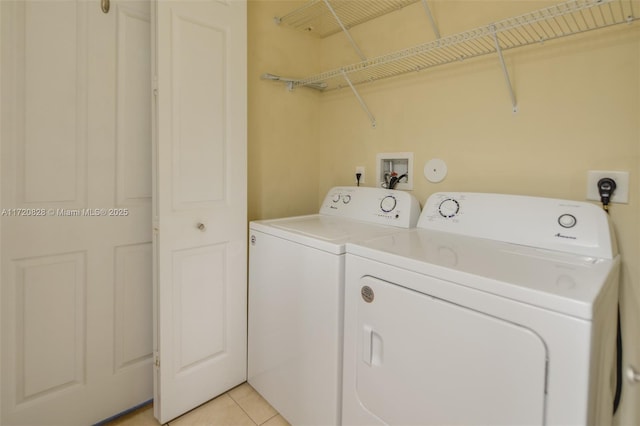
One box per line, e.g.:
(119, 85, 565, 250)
(261, 73, 327, 91)
(420, 0, 440, 39)
(491, 26, 518, 113)
(323, 0, 367, 61)
(341, 70, 376, 128)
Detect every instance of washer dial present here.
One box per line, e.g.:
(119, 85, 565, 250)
(438, 198, 460, 218)
(332, 193, 340, 203)
(343, 195, 351, 204)
(380, 195, 397, 213)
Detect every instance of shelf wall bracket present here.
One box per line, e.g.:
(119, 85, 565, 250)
(261, 73, 327, 91)
(491, 25, 518, 113)
(323, 0, 367, 61)
(341, 70, 376, 128)
(420, 0, 440, 39)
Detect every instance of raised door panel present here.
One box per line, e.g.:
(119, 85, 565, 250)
(114, 243, 153, 371)
(171, 13, 226, 209)
(116, 4, 152, 206)
(172, 244, 227, 373)
(15, 252, 86, 404)
(18, 1, 87, 206)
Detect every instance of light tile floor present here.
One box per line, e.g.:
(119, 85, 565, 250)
(105, 383, 290, 426)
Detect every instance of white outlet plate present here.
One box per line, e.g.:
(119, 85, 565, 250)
(586, 170, 629, 204)
(355, 166, 365, 185)
(424, 158, 448, 183)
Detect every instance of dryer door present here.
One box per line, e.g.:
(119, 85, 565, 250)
(353, 276, 548, 425)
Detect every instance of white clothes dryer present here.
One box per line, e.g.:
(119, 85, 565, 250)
(343, 192, 620, 426)
(248, 186, 420, 426)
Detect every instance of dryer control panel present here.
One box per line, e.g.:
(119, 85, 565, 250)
(418, 192, 616, 259)
(320, 187, 421, 228)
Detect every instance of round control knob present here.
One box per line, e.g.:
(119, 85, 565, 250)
(438, 198, 460, 218)
(332, 193, 340, 203)
(558, 213, 577, 228)
(343, 195, 351, 204)
(380, 195, 397, 213)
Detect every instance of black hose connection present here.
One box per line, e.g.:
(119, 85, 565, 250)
(388, 173, 408, 189)
(614, 307, 622, 415)
(597, 177, 622, 415)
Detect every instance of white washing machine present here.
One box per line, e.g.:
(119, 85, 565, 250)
(343, 192, 620, 426)
(248, 186, 421, 426)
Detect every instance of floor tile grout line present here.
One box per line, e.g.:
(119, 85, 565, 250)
(226, 384, 285, 426)
(226, 390, 259, 426)
(258, 412, 280, 426)
(115, 385, 278, 426)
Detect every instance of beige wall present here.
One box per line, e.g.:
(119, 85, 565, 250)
(248, 0, 322, 220)
(248, 0, 640, 423)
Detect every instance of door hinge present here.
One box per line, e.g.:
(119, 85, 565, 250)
(155, 353, 160, 368)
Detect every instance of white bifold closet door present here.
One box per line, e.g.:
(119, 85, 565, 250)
(1, 0, 246, 422)
(1, 1, 153, 424)
(152, 0, 247, 423)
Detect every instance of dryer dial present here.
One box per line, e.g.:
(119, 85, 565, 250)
(558, 213, 577, 228)
(380, 195, 397, 213)
(438, 198, 460, 218)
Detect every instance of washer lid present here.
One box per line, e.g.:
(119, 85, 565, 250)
(346, 229, 619, 319)
(251, 215, 412, 255)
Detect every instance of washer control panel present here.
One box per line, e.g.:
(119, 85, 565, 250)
(380, 195, 397, 213)
(320, 186, 421, 228)
(418, 192, 616, 259)
(438, 198, 460, 218)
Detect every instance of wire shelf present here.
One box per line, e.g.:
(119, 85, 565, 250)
(292, 0, 638, 91)
(276, 0, 422, 38)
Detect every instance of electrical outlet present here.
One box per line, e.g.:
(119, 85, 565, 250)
(586, 170, 629, 204)
(355, 166, 365, 185)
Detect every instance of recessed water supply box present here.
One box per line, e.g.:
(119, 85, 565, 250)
(376, 152, 413, 190)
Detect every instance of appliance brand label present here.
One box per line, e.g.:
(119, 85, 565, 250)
(554, 232, 577, 240)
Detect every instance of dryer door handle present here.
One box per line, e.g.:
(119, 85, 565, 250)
(363, 325, 383, 366)
(627, 366, 640, 384)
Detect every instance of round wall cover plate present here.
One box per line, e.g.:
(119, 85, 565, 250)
(424, 158, 447, 183)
